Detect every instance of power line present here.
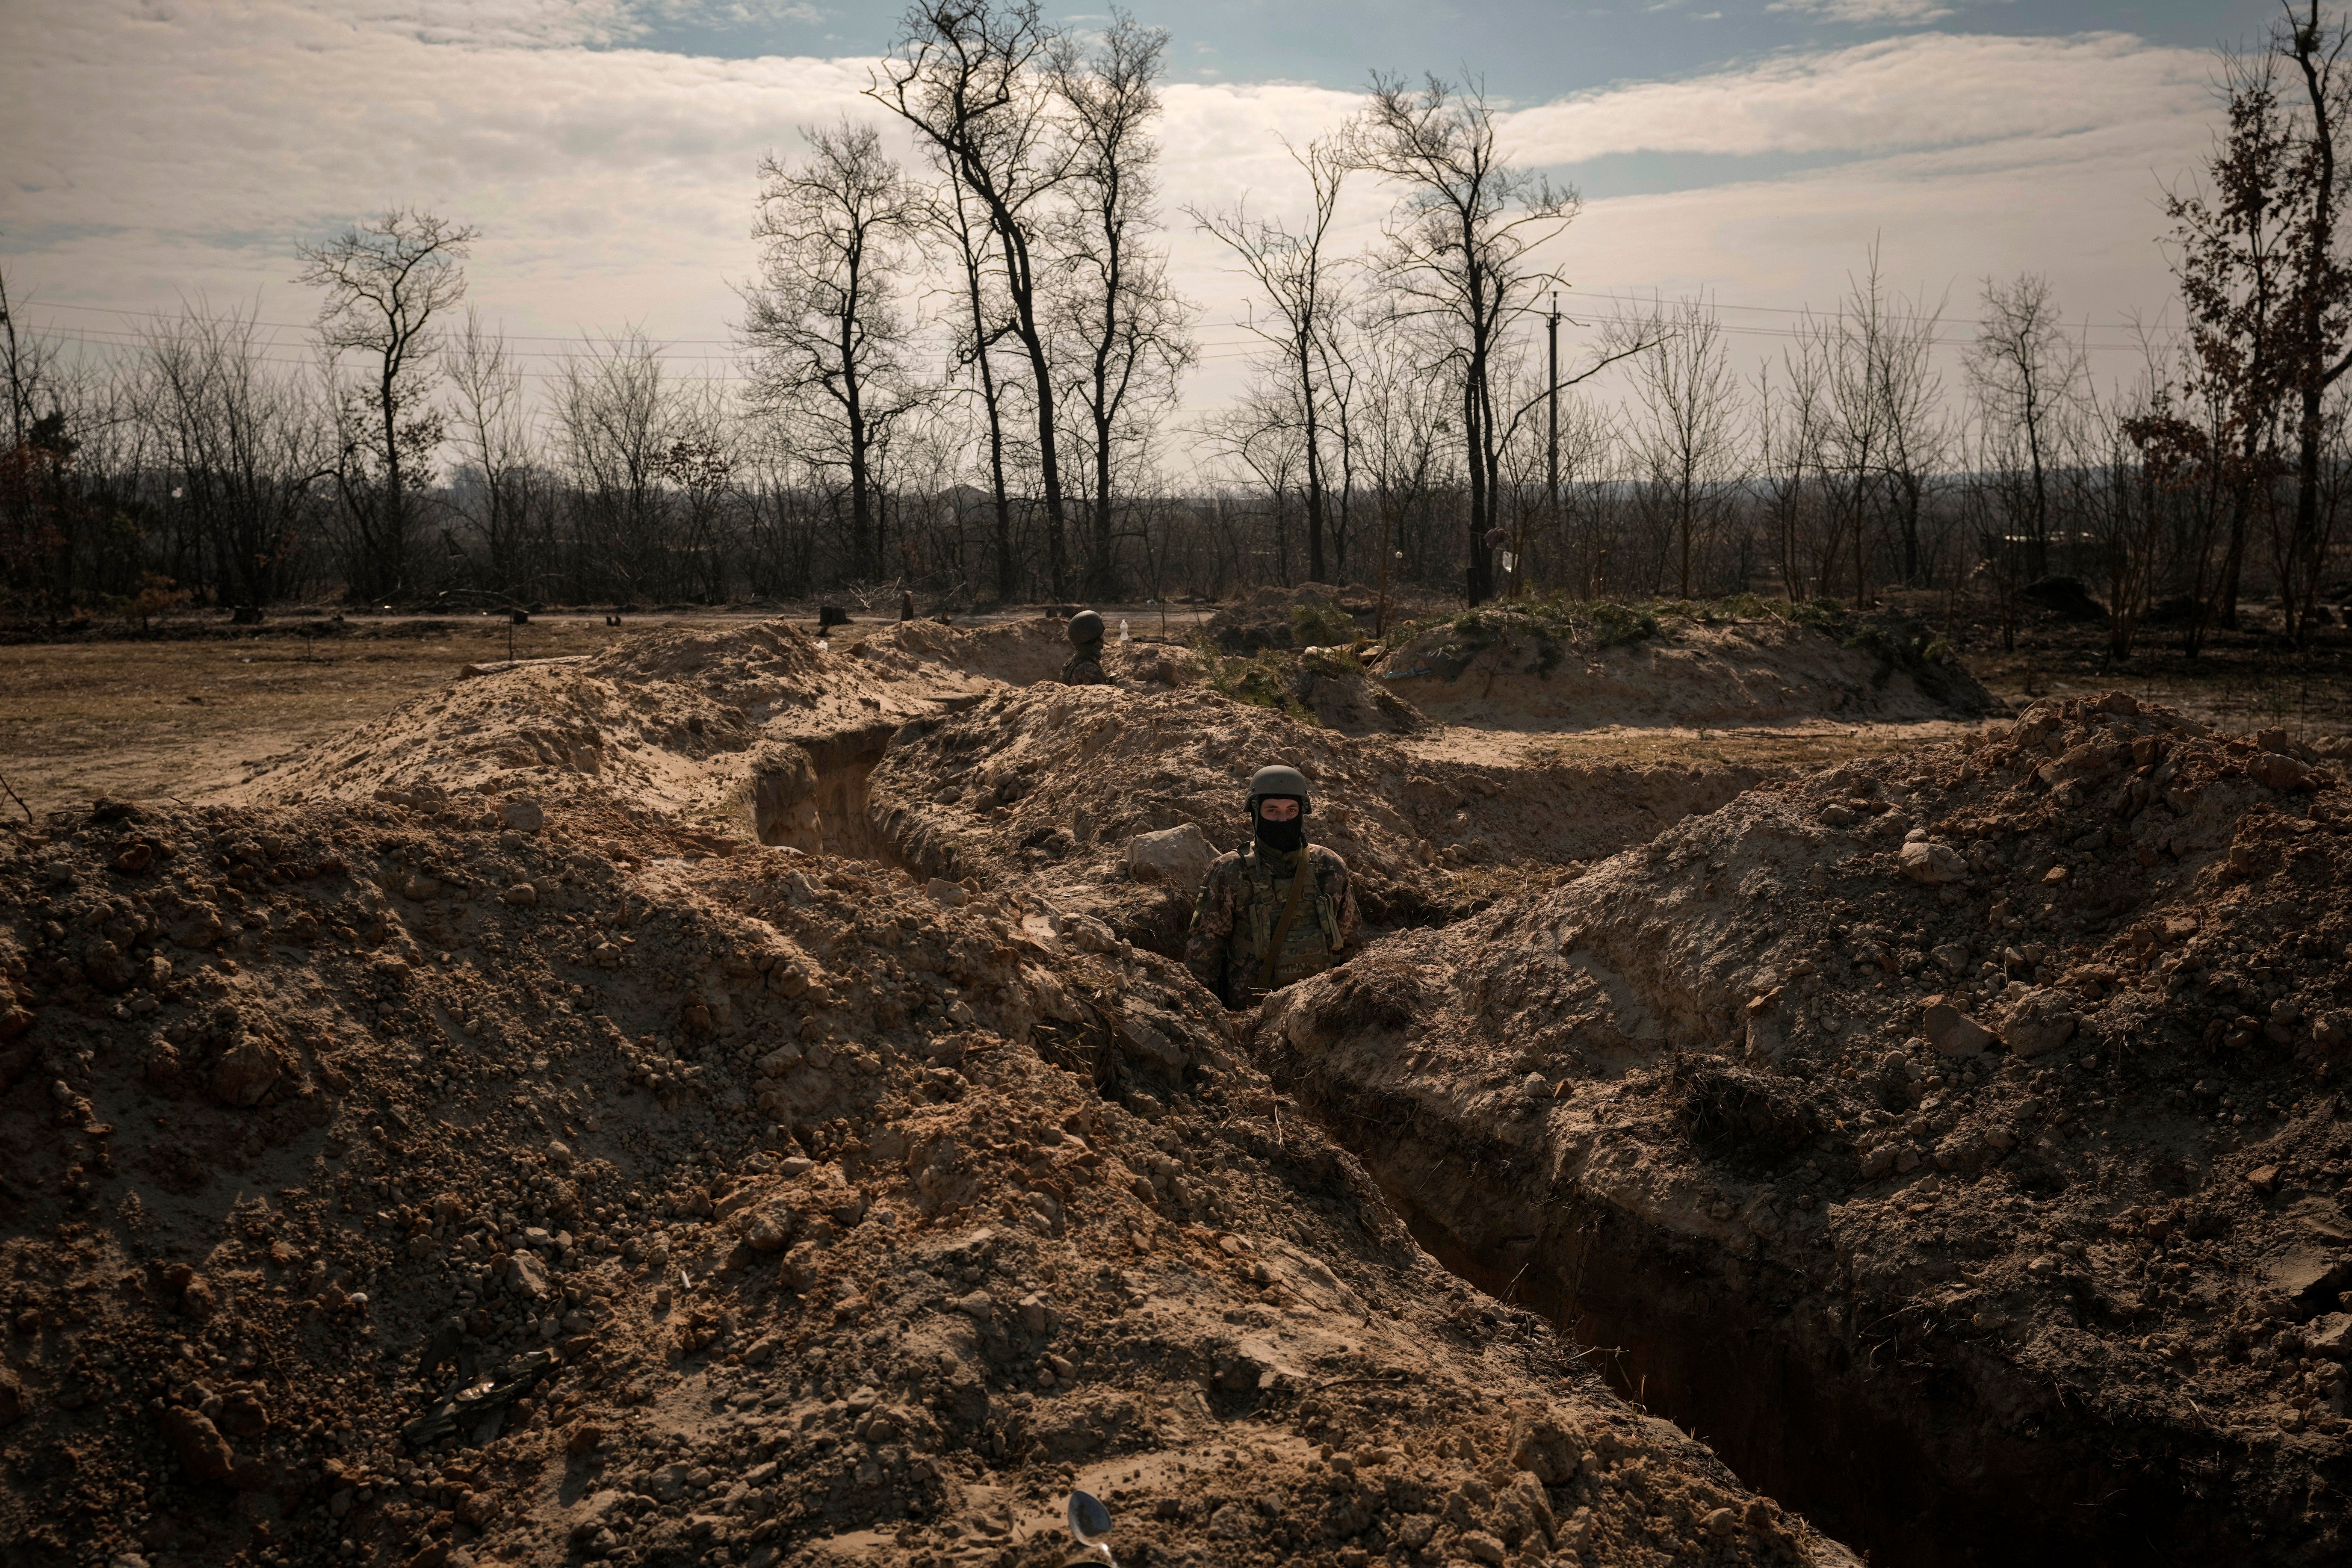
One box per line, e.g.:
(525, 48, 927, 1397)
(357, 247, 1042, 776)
(23, 286, 2179, 351)
(22, 311, 2165, 384)
(18, 299, 1282, 355)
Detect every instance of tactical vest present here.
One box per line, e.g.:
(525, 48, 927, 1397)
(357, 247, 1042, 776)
(1235, 844, 1344, 993)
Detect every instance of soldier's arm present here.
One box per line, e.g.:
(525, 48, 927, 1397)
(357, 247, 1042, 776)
(1330, 856, 1365, 952)
(1184, 865, 1235, 991)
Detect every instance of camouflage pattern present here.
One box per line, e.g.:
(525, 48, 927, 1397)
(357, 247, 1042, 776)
(1185, 842, 1361, 1007)
(1061, 647, 1112, 686)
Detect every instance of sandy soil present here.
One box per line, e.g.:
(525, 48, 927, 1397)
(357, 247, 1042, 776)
(15, 596, 2318, 1568)
(1376, 612, 2000, 733)
(1268, 694, 2352, 1567)
(0, 787, 1844, 1568)
(0, 622, 635, 818)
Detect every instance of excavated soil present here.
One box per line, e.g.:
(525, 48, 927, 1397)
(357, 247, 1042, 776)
(1203, 587, 1457, 656)
(0, 795, 1854, 1568)
(1376, 612, 2002, 732)
(1266, 694, 2352, 1567)
(0, 610, 1917, 1568)
(29, 607, 2216, 1568)
(865, 685, 1764, 955)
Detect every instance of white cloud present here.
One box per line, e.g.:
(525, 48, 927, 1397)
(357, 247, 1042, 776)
(329, 0, 826, 49)
(1501, 32, 2207, 163)
(0, 2, 2219, 431)
(1765, 0, 1958, 23)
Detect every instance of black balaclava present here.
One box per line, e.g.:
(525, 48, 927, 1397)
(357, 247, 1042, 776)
(1254, 796, 1305, 855)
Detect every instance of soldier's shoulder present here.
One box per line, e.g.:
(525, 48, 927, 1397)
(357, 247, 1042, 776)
(1202, 847, 1247, 881)
(1306, 842, 1351, 873)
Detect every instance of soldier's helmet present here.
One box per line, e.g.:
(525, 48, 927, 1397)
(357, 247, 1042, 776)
(1067, 609, 1106, 644)
(1247, 764, 1312, 815)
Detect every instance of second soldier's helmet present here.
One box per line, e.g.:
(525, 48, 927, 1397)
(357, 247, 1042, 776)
(1247, 763, 1312, 815)
(1068, 609, 1106, 645)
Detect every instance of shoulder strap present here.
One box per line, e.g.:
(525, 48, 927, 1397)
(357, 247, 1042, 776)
(1258, 848, 1315, 991)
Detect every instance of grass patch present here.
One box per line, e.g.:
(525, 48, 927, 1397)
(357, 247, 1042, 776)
(1291, 600, 1358, 649)
(1191, 637, 1318, 723)
(1384, 593, 1943, 680)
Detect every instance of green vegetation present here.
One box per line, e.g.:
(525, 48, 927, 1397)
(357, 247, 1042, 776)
(1291, 599, 1358, 648)
(1191, 637, 1318, 722)
(1380, 592, 1964, 684)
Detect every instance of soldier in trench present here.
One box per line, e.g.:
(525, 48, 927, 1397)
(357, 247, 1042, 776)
(1185, 764, 1362, 1008)
(1061, 609, 1114, 685)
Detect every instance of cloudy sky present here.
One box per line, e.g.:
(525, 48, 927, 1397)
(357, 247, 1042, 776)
(0, 0, 2285, 442)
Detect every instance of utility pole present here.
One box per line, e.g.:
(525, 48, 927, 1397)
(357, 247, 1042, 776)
(1544, 291, 1560, 602)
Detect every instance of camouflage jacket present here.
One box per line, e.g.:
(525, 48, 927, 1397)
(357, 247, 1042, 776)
(1185, 842, 1362, 1007)
(1061, 649, 1112, 685)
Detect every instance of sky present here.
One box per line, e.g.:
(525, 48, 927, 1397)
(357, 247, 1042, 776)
(0, 0, 2294, 452)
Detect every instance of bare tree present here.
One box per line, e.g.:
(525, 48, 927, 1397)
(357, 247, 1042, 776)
(660, 376, 737, 603)
(1967, 273, 2086, 580)
(1352, 74, 1576, 604)
(742, 119, 928, 582)
(1873, 289, 1950, 589)
(1618, 296, 1742, 598)
(1191, 136, 1350, 582)
(1051, 11, 1194, 598)
(296, 208, 477, 599)
(0, 262, 52, 455)
(1755, 333, 1828, 599)
(0, 262, 81, 609)
(2164, 49, 2305, 641)
(553, 329, 686, 604)
(2080, 366, 2169, 661)
(873, 0, 1079, 595)
(1203, 376, 1310, 585)
(133, 304, 328, 609)
(1812, 247, 1941, 607)
(1353, 306, 1459, 604)
(927, 162, 1021, 599)
(446, 308, 542, 601)
(2272, 1, 2352, 643)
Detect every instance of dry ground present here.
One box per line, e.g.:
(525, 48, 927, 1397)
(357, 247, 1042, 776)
(0, 609, 1224, 822)
(1894, 589, 2352, 740)
(0, 620, 624, 816)
(9, 594, 2352, 1568)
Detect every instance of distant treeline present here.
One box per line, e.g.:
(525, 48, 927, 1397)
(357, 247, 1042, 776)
(5, 2, 2352, 657)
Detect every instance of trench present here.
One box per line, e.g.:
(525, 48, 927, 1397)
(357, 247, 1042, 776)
(744, 695, 990, 868)
(751, 721, 903, 862)
(1285, 1072, 2243, 1568)
(736, 694, 2231, 1562)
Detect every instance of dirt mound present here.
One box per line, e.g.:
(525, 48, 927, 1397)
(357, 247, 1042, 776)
(2020, 576, 2110, 623)
(1268, 693, 2352, 1565)
(866, 684, 1767, 952)
(1189, 643, 1432, 738)
(0, 798, 1850, 1568)
(248, 620, 1202, 860)
(1377, 607, 2003, 731)
(1203, 584, 1454, 655)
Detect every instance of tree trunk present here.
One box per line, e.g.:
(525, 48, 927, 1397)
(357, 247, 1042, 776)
(1300, 338, 1326, 583)
(1463, 372, 1492, 604)
(993, 221, 1067, 599)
